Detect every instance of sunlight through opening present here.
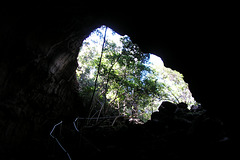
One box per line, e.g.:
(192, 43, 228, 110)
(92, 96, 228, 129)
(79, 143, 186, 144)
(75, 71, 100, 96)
(77, 25, 199, 122)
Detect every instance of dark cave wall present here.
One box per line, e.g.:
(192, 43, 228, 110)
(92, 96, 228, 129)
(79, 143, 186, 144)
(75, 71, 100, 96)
(0, 10, 100, 147)
(0, 6, 237, 151)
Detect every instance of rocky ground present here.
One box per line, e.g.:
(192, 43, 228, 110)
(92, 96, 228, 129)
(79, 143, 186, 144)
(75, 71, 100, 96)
(30, 102, 232, 160)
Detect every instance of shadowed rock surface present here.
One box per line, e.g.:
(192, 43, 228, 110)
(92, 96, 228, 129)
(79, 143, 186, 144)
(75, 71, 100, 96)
(0, 5, 237, 159)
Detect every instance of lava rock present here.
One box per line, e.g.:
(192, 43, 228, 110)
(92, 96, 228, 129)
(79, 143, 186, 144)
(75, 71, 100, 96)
(159, 101, 177, 115)
(190, 104, 202, 112)
(177, 102, 188, 109)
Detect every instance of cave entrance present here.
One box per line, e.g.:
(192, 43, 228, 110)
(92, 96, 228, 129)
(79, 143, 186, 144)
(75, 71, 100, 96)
(76, 25, 198, 122)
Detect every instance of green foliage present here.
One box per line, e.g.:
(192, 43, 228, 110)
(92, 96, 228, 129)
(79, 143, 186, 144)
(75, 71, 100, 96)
(77, 26, 197, 122)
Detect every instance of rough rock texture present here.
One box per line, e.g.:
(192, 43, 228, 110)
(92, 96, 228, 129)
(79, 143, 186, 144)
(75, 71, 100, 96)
(37, 102, 230, 160)
(0, 5, 237, 159)
(0, 9, 99, 153)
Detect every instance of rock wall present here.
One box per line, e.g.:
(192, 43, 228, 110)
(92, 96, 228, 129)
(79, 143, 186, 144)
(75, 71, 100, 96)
(0, 6, 237, 159)
(0, 9, 100, 152)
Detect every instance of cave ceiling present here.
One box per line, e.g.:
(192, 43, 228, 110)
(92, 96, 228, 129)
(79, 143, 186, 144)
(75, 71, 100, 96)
(0, 5, 237, 124)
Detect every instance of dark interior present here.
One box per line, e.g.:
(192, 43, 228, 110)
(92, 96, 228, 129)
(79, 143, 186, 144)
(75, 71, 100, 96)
(0, 5, 237, 159)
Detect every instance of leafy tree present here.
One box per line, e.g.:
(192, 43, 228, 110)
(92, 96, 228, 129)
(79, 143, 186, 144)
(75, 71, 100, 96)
(77, 26, 197, 122)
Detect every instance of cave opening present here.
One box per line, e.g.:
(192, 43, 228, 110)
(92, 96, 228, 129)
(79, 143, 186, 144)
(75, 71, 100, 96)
(76, 25, 199, 123)
(0, 8, 234, 160)
(47, 25, 228, 160)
